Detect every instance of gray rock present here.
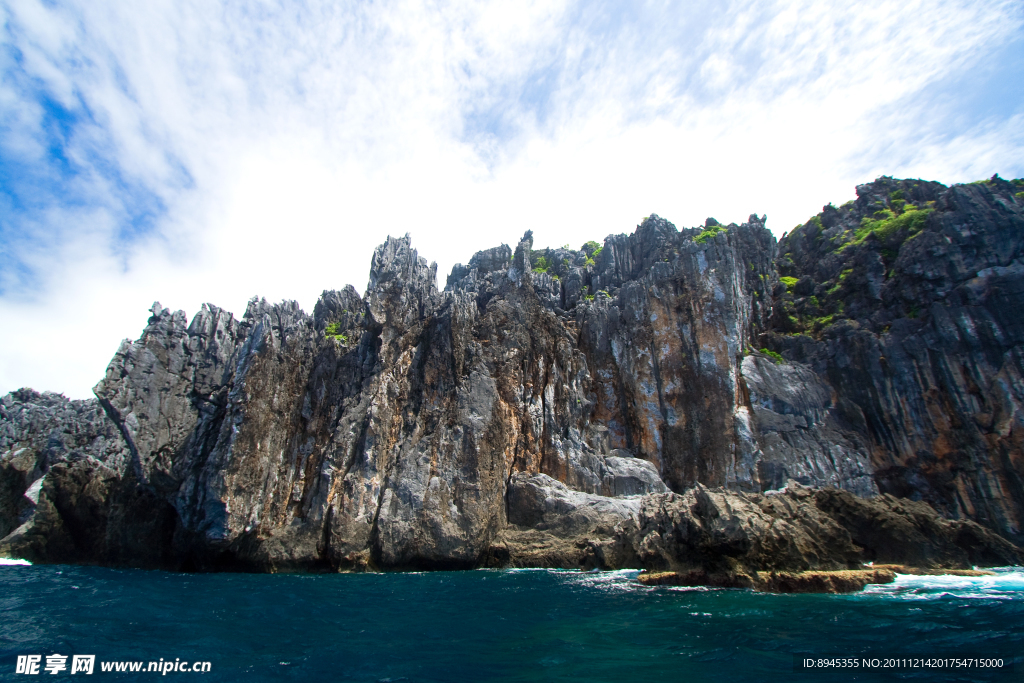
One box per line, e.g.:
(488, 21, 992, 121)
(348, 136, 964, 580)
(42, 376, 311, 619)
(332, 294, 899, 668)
(1, 390, 130, 539)
(488, 472, 642, 569)
(772, 175, 1024, 543)
(0, 389, 174, 567)
(631, 483, 1022, 574)
(738, 354, 876, 497)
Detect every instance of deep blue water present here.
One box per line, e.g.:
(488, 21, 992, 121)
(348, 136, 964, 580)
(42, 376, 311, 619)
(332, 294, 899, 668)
(2, 562, 1022, 682)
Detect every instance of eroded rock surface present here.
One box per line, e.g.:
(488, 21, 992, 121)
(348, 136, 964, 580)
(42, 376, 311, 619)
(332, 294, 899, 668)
(3, 175, 1023, 572)
(769, 175, 1024, 543)
(631, 483, 1020, 576)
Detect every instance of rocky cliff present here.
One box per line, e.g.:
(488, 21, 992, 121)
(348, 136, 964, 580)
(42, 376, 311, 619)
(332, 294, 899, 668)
(2, 175, 1023, 573)
(768, 175, 1024, 542)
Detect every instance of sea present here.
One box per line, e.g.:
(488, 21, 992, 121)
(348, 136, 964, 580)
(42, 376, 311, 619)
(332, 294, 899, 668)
(1, 560, 1022, 682)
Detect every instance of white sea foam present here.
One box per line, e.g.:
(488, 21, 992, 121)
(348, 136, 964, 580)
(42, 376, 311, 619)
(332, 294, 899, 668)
(506, 567, 574, 573)
(861, 567, 1024, 600)
(0, 558, 32, 566)
(563, 568, 643, 593)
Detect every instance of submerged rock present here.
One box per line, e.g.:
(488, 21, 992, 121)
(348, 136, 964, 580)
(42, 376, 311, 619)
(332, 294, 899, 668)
(2, 176, 1024, 573)
(636, 568, 898, 593)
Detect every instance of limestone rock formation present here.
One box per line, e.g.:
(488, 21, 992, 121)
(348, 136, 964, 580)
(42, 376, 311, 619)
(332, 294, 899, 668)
(769, 175, 1024, 543)
(631, 483, 1020, 575)
(0, 389, 173, 565)
(2, 174, 1023, 573)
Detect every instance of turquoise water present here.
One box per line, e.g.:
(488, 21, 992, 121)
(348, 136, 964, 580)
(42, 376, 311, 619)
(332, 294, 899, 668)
(2, 562, 1022, 682)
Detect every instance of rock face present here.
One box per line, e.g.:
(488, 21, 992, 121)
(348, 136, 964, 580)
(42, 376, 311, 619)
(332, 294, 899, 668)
(2, 174, 1023, 573)
(770, 175, 1024, 543)
(0, 389, 174, 566)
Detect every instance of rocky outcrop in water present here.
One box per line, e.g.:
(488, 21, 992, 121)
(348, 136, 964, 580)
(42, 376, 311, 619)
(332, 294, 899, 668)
(2, 174, 1023, 572)
(637, 568, 900, 593)
(632, 483, 1020, 573)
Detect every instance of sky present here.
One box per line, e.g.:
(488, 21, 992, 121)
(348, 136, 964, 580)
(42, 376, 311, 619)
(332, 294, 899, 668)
(2, 0, 1023, 399)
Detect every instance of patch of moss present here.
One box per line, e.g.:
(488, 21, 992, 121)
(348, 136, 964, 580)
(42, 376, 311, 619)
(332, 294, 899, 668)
(759, 348, 784, 364)
(532, 255, 551, 273)
(779, 276, 799, 291)
(694, 224, 727, 244)
(1016, 192, 1024, 200)
(852, 206, 933, 244)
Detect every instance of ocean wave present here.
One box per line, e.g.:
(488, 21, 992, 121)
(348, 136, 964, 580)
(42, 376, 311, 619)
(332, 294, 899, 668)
(0, 558, 32, 566)
(505, 567, 574, 572)
(558, 566, 1024, 600)
(561, 568, 644, 593)
(860, 567, 1024, 600)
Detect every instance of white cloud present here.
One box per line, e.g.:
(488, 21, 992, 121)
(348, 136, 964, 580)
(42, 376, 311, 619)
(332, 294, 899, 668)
(1, 0, 1022, 398)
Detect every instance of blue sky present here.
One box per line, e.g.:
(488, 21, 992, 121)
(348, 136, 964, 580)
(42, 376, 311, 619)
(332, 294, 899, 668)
(2, 0, 1023, 398)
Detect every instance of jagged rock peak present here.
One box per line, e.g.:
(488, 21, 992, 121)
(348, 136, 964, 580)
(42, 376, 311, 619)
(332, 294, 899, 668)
(366, 233, 439, 328)
(470, 244, 512, 273)
(512, 230, 534, 280)
(367, 233, 438, 296)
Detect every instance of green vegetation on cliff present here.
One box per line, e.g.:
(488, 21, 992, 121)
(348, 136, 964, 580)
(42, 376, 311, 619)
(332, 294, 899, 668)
(325, 322, 348, 343)
(582, 240, 603, 267)
(850, 204, 933, 245)
(694, 224, 727, 244)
